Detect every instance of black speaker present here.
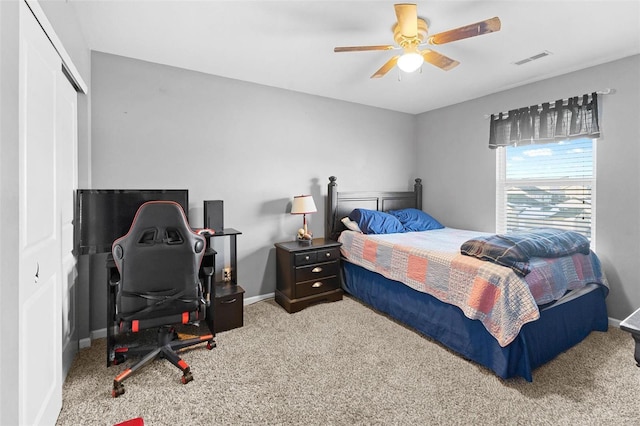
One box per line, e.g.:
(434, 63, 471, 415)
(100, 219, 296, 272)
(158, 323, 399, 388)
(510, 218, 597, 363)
(204, 200, 224, 232)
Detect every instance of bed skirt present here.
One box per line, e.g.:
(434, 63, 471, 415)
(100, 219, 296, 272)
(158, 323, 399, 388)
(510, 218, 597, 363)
(341, 260, 608, 381)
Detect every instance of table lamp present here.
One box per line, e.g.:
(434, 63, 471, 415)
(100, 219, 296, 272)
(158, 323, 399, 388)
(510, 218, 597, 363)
(291, 194, 317, 239)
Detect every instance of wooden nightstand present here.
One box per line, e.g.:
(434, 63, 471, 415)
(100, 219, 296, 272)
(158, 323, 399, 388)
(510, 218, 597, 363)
(274, 238, 343, 313)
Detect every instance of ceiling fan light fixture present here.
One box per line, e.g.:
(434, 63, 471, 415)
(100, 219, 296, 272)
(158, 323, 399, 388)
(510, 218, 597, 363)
(397, 51, 423, 73)
(333, 4, 501, 79)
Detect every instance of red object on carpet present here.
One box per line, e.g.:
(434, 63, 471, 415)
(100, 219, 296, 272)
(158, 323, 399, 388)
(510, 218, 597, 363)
(114, 418, 144, 426)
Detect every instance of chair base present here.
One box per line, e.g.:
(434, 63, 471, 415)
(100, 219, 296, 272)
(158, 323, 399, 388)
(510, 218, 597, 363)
(110, 325, 215, 398)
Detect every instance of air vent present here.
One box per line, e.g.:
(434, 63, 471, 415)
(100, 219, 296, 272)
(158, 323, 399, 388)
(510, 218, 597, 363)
(513, 50, 552, 65)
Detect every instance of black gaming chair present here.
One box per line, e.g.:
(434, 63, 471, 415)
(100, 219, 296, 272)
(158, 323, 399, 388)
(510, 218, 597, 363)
(107, 201, 215, 397)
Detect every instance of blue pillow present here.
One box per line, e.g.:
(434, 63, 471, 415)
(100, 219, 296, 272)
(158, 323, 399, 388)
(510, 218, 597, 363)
(388, 208, 444, 232)
(348, 208, 405, 235)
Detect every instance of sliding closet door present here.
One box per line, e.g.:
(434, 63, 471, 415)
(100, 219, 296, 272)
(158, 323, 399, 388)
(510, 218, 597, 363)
(17, 2, 76, 423)
(57, 66, 78, 380)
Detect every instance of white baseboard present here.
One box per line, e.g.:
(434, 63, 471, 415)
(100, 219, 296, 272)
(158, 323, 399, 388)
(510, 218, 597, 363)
(609, 317, 621, 328)
(92, 328, 108, 340)
(81, 293, 276, 348)
(80, 329, 107, 347)
(245, 292, 274, 305)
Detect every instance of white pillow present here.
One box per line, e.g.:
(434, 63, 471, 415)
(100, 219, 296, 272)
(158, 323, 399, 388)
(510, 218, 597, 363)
(341, 217, 362, 233)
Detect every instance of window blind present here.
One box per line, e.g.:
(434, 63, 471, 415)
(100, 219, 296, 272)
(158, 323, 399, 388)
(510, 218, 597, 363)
(496, 138, 595, 243)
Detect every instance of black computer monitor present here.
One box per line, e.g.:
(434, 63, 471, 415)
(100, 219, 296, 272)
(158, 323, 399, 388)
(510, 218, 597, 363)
(75, 189, 189, 255)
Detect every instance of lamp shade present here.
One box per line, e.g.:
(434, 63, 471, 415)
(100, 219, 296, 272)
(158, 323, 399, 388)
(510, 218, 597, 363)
(291, 195, 317, 215)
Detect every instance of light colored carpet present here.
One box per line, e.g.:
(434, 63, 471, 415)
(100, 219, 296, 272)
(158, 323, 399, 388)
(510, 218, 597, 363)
(57, 296, 639, 425)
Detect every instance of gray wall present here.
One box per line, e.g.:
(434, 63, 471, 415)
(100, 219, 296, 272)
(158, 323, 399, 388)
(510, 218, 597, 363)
(416, 55, 640, 321)
(89, 51, 417, 332)
(87, 51, 639, 333)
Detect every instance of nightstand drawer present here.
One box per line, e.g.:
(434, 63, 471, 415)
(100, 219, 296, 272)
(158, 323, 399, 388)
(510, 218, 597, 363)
(295, 276, 340, 299)
(296, 260, 339, 283)
(316, 247, 340, 262)
(294, 251, 317, 266)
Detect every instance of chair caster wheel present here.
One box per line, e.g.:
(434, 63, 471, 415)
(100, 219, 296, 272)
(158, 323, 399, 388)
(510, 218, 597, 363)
(112, 354, 126, 365)
(181, 372, 193, 384)
(112, 383, 125, 398)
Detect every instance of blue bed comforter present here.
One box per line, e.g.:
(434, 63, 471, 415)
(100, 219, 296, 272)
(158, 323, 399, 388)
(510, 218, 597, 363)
(460, 228, 591, 275)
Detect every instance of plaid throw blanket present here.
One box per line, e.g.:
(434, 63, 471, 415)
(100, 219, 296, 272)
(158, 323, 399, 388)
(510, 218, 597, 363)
(460, 228, 591, 275)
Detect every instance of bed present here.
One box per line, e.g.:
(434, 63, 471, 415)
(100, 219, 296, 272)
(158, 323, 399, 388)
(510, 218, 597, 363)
(325, 176, 609, 381)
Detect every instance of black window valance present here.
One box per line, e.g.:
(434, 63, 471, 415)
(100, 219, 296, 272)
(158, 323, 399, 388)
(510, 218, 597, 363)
(488, 92, 600, 149)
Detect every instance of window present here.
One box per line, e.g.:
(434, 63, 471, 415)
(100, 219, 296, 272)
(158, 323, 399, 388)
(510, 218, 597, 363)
(496, 138, 596, 244)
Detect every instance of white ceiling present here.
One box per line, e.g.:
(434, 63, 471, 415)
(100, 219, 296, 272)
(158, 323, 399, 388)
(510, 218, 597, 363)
(67, 0, 640, 114)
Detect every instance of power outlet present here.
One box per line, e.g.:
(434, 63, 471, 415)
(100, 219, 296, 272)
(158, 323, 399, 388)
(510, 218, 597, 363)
(223, 268, 231, 282)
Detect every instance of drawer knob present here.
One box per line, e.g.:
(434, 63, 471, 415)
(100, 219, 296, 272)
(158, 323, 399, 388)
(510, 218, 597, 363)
(311, 267, 323, 273)
(305, 255, 310, 260)
(325, 252, 331, 258)
(312, 282, 323, 288)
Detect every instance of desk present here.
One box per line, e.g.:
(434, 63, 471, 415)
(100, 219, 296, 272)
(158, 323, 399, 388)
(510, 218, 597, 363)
(620, 307, 640, 367)
(204, 228, 244, 332)
(106, 255, 117, 367)
(200, 247, 216, 333)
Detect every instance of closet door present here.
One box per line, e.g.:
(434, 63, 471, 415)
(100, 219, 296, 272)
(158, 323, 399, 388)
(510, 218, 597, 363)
(57, 66, 78, 379)
(17, 2, 75, 423)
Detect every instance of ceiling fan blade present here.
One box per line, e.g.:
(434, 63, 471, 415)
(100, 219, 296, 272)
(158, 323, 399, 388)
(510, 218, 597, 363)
(334, 45, 395, 53)
(427, 17, 501, 45)
(421, 49, 460, 71)
(371, 55, 400, 79)
(394, 3, 418, 37)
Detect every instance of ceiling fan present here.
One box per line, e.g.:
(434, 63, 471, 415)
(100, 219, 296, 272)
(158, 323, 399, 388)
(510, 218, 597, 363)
(334, 3, 501, 78)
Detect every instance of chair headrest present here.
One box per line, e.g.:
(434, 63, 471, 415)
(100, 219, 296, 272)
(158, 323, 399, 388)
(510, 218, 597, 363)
(112, 201, 205, 263)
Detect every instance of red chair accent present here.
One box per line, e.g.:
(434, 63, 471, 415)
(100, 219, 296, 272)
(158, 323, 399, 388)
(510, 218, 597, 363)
(114, 417, 144, 426)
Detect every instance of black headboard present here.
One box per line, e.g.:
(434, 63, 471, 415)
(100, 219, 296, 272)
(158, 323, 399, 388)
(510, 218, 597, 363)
(325, 176, 423, 240)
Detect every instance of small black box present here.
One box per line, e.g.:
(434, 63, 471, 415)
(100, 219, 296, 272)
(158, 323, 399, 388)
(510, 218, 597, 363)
(204, 200, 224, 232)
(213, 284, 244, 333)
